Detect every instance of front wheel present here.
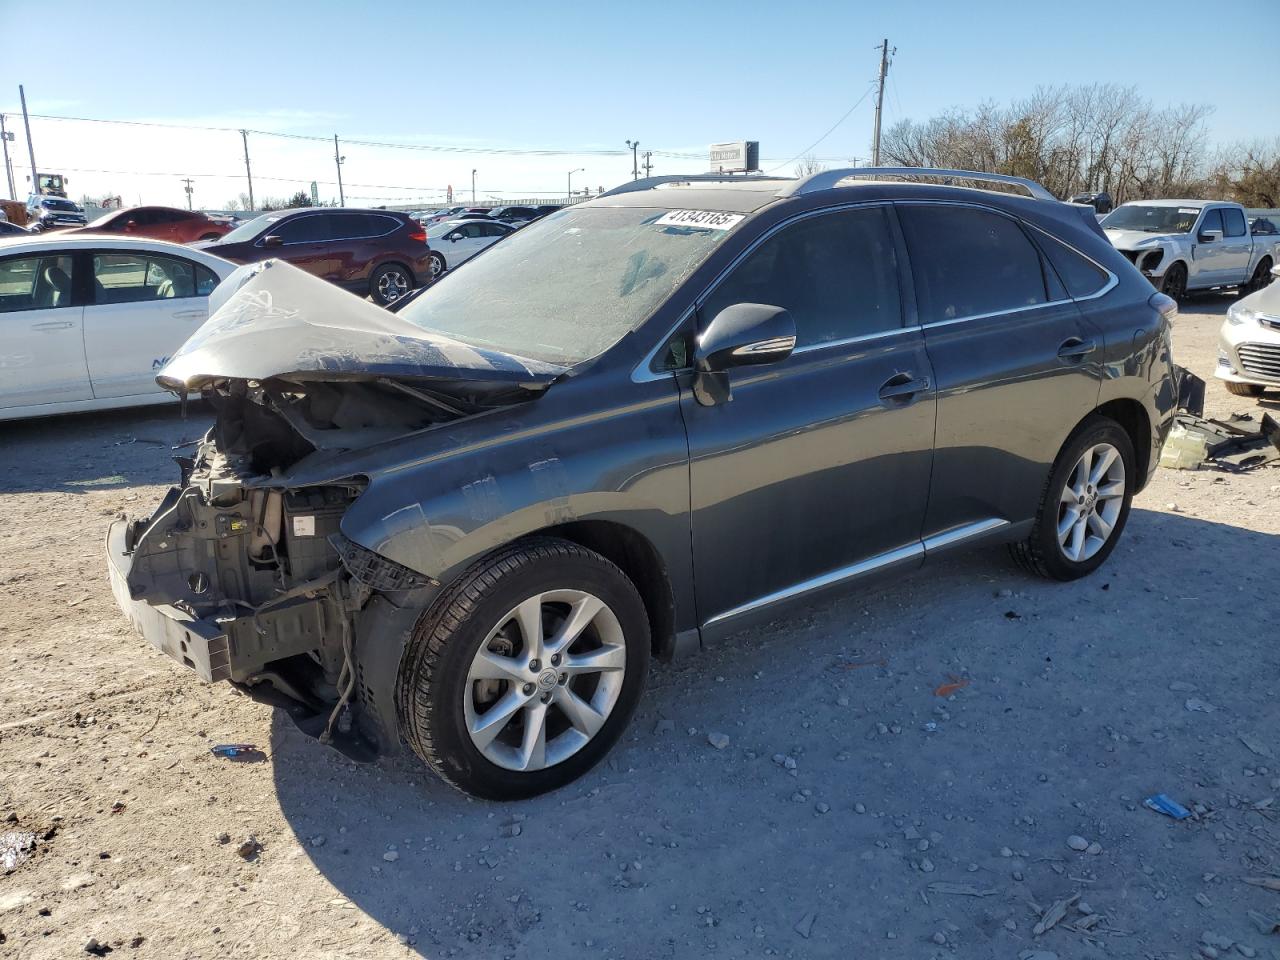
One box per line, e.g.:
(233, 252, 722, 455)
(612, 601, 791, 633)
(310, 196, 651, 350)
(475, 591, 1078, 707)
(428, 250, 446, 280)
(398, 538, 650, 800)
(1010, 417, 1135, 581)
(370, 262, 413, 305)
(1160, 263, 1187, 300)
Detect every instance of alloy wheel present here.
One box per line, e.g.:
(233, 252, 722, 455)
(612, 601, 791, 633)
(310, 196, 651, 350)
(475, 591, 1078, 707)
(1057, 442, 1126, 562)
(378, 269, 409, 301)
(464, 589, 627, 772)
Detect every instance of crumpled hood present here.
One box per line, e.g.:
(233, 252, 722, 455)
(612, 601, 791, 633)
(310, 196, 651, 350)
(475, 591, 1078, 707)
(157, 259, 566, 391)
(1104, 228, 1178, 250)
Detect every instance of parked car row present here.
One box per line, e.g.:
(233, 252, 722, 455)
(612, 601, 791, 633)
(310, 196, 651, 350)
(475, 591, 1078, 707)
(416, 203, 563, 227)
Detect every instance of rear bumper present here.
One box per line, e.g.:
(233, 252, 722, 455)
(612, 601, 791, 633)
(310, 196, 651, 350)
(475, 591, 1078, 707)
(105, 519, 232, 683)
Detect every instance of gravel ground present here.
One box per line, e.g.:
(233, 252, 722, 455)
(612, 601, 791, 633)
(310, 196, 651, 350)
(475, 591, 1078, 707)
(1, 297, 1278, 960)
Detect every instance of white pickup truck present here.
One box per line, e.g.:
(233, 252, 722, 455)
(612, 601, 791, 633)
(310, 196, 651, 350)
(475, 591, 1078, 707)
(1102, 199, 1279, 299)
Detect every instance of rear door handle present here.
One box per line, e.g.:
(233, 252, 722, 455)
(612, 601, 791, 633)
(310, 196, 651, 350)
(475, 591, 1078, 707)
(1057, 337, 1097, 362)
(172, 310, 206, 320)
(878, 373, 930, 403)
(31, 320, 74, 331)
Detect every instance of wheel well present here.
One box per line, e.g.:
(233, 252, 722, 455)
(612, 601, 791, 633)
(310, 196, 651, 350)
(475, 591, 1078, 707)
(1092, 399, 1152, 487)
(537, 520, 677, 660)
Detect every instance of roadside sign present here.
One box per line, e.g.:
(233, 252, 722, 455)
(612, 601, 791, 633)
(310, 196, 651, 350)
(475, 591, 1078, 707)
(709, 141, 759, 173)
(447, 185, 453, 202)
(310, 181, 319, 203)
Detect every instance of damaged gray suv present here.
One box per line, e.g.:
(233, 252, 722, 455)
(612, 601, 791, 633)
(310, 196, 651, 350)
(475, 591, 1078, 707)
(108, 168, 1177, 799)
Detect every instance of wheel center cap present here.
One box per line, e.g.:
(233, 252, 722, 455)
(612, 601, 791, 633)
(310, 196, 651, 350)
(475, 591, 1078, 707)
(536, 669, 558, 691)
(1084, 492, 1098, 511)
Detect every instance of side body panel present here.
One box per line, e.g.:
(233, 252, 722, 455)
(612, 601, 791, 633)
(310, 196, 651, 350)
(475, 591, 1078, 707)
(336, 372, 698, 641)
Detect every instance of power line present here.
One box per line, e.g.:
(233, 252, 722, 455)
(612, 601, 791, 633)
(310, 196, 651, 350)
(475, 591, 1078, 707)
(766, 81, 878, 173)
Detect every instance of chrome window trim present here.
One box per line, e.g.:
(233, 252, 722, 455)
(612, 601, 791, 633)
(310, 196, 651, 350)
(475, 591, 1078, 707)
(631, 197, 1120, 382)
(254, 211, 401, 248)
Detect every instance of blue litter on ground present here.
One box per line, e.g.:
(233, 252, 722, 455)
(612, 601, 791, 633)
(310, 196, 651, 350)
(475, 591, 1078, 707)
(1144, 793, 1192, 819)
(210, 744, 257, 758)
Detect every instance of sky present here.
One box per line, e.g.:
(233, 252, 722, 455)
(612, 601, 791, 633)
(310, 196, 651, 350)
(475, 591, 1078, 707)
(2, 0, 1277, 211)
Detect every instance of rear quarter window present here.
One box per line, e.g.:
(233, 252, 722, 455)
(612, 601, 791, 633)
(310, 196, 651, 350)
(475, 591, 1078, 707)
(1035, 231, 1111, 299)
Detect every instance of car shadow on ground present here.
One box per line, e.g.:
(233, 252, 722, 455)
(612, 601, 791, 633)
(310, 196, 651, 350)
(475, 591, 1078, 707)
(0, 404, 210, 494)
(267, 505, 1280, 958)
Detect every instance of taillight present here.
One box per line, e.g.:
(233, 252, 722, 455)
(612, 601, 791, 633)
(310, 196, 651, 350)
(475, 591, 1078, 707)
(408, 228, 427, 243)
(1149, 291, 1177, 322)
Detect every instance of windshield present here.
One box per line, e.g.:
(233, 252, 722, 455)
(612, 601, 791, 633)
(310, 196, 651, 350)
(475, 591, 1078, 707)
(398, 205, 741, 365)
(1103, 205, 1200, 234)
(217, 212, 284, 244)
(426, 220, 464, 239)
(41, 198, 79, 211)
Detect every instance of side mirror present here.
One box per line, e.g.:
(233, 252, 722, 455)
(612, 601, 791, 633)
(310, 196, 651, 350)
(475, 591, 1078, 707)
(693, 303, 796, 406)
(1197, 229, 1221, 243)
(262, 234, 283, 248)
(124, 220, 137, 229)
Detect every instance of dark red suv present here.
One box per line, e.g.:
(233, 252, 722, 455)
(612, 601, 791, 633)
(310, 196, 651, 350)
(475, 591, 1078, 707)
(197, 208, 432, 305)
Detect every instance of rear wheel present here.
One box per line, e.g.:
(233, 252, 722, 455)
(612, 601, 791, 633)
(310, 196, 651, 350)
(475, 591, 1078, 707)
(1245, 257, 1273, 294)
(1011, 417, 1135, 581)
(1225, 380, 1266, 398)
(1160, 263, 1187, 300)
(370, 263, 413, 305)
(398, 538, 650, 800)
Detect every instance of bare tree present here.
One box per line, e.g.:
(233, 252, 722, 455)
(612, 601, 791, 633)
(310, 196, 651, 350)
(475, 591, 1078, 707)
(795, 155, 825, 177)
(879, 84, 1215, 203)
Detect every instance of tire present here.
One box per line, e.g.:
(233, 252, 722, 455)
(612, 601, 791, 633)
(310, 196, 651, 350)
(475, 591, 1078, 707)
(370, 262, 413, 305)
(1010, 416, 1136, 581)
(1245, 257, 1273, 294)
(428, 250, 446, 280)
(398, 537, 650, 800)
(1224, 380, 1265, 398)
(1160, 263, 1187, 300)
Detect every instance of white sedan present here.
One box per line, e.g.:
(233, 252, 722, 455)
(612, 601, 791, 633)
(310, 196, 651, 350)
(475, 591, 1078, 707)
(0, 234, 236, 420)
(426, 219, 514, 278)
(1218, 265, 1280, 397)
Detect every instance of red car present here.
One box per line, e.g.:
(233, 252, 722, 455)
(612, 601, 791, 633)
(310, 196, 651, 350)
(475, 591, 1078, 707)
(195, 208, 433, 305)
(74, 206, 235, 244)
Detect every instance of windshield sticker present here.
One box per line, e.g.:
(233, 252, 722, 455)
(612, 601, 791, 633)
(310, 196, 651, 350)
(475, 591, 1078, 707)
(654, 210, 745, 231)
(1178, 208, 1200, 215)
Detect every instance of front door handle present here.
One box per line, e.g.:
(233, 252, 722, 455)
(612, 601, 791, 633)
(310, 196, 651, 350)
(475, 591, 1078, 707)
(172, 310, 206, 320)
(878, 373, 930, 403)
(31, 320, 74, 331)
(1057, 337, 1097, 362)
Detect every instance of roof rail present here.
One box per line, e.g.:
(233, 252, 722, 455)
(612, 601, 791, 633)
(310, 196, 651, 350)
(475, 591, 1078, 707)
(777, 167, 1058, 202)
(600, 173, 791, 198)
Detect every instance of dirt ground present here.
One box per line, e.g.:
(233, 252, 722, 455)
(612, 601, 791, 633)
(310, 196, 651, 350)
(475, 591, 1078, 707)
(2, 297, 1278, 960)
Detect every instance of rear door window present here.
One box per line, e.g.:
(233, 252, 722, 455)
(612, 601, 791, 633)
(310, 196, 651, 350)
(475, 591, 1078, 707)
(701, 206, 904, 348)
(92, 253, 203, 303)
(333, 214, 398, 239)
(897, 205, 1047, 323)
(0, 254, 75, 311)
(1222, 208, 1247, 238)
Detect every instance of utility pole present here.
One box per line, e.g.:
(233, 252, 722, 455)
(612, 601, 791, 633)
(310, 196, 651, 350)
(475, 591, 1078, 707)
(0, 114, 15, 200)
(181, 178, 194, 210)
(642, 151, 653, 177)
(19, 85, 37, 194)
(625, 139, 639, 180)
(471, 168, 476, 203)
(240, 129, 254, 211)
(568, 167, 583, 201)
(333, 135, 345, 206)
(871, 38, 895, 167)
